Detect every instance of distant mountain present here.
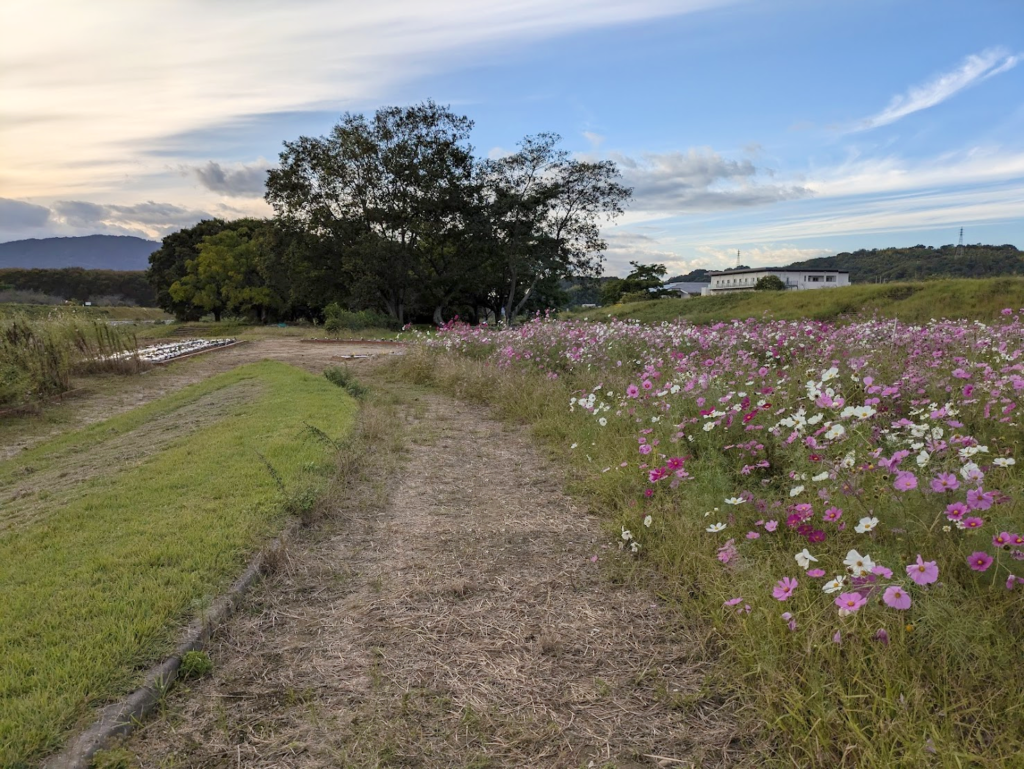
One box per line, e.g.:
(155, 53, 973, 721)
(0, 235, 160, 271)
(786, 244, 1023, 283)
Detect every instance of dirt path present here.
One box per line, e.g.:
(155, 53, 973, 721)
(0, 340, 401, 461)
(123, 385, 738, 767)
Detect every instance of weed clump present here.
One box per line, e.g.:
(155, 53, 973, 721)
(179, 650, 213, 680)
(324, 366, 368, 399)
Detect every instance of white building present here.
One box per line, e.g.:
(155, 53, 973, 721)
(702, 268, 850, 295)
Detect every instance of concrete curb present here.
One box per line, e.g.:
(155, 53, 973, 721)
(42, 522, 297, 769)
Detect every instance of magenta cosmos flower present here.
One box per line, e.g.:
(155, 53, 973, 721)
(834, 592, 868, 613)
(893, 472, 918, 492)
(967, 551, 994, 572)
(823, 506, 843, 522)
(772, 576, 798, 601)
(882, 585, 912, 610)
(963, 516, 985, 530)
(945, 502, 968, 521)
(906, 555, 939, 585)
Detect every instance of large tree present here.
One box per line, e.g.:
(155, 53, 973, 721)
(265, 101, 479, 324)
(481, 134, 631, 324)
(147, 219, 230, 320)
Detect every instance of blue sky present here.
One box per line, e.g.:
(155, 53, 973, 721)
(1, 0, 1021, 275)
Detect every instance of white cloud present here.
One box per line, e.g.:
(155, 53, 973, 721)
(0, 0, 737, 198)
(853, 48, 1020, 131)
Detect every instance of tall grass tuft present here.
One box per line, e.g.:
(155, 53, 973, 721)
(0, 312, 143, 407)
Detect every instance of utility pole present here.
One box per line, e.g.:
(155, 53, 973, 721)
(736, 249, 740, 268)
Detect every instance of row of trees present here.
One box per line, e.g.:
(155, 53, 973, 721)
(0, 268, 155, 306)
(148, 101, 632, 324)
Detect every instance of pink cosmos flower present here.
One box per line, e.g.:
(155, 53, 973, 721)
(823, 506, 842, 522)
(772, 576, 798, 601)
(723, 597, 743, 607)
(966, 488, 993, 510)
(781, 612, 797, 631)
(626, 384, 640, 398)
(746, 531, 760, 539)
(893, 472, 918, 492)
(806, 568, 826, 578)
(930, 473, 959, 493)
(882, 585, 912, 610)
(834, 592, 868, 612)
(993, 532, 1013, 548)
(642, 379, 653, 390)
(666, 457, 685, 470)
(907, 555, 939, 585)
(874, 628, 890, 645)
(871, 565, 893, 579)
(832, 630, 842, 644)
(963, 517, 985, 530)
(967, 551, 994, 572)
(764, 520, 778, 532)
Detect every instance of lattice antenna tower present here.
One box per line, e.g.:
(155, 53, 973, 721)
(954, 228, 965, 259)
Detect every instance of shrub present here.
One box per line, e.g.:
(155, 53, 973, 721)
(323, 303, 400, 332)
(754, 274, 787, 291)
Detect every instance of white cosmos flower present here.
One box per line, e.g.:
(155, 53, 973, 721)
(598, 417, 607, 426)
(643, 515, 652, 527)
(821, 366, 839, 382)
(994, 457, 1016, 468)
(621, 527, 633, 541)
(724, 497, 746, 505)
(703, 422, 716, 432)
(706, 522, 726, 533)
(855, 516, 879, 533)
(812, 472, 830, 482)
(789, 485, 805, 497)
(822, 576, 846, 594)
(825, 424, 846, 440)
(916, 450, 930, 467)
(794, 549, 818, 570)
(843, 549, 875, 576)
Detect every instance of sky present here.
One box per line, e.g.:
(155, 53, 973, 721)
(1, 0, 1022, 276)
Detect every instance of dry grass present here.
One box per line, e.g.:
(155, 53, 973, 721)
(122, 369, 749, 767)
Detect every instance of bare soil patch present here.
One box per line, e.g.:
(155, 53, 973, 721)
(122, 384, 741, 767)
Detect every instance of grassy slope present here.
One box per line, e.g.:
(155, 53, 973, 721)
(0, 361, 356, 766)
(0, 304, 171, 321)
(563, 278, 1024, 325)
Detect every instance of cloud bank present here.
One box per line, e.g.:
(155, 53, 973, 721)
(191, 161, 272, 197)
(612, 149, 812, 214)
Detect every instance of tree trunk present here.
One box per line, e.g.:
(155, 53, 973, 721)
(432, 305, 445, 326)
(213, 308, 222, 322)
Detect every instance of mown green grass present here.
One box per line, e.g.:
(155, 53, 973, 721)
(0, 361, 356, 766)
(562, 277, 1024, 325)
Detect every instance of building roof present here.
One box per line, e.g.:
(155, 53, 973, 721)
(661, 281, 711, 293)
(707, 267, 849, 277)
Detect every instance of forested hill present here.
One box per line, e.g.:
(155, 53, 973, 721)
(0, 235, 159, 270)
(787, 244, 1023, 283)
